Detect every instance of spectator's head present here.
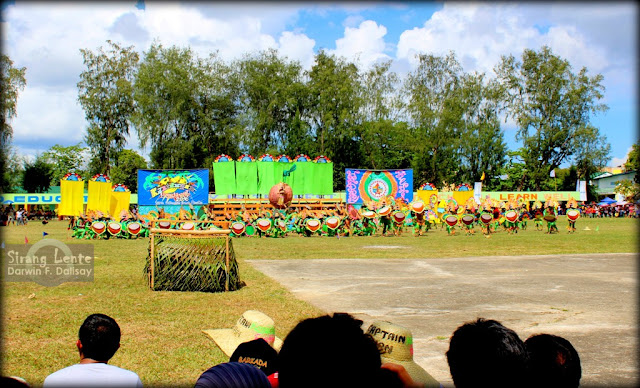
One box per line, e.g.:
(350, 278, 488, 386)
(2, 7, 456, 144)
(77, 314, 121, 362)
(446, 318, 528, 388)
(195, 362, 271, 388)
(525, 333, 581, 388)
(229, 338, 279, 376)
(278, 312, 381, 388)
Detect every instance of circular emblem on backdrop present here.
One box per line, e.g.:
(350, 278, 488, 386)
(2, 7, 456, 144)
(358, 171, 398, 203)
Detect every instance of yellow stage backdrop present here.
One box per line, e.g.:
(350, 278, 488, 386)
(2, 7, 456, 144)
(110, 191, 131, 217)
(58, 180, 84, 216)
(87, 180, 112, 214)
(452, 190, 474, 206)
(416, 190, 438, 205)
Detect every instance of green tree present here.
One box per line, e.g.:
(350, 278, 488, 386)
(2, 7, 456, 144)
(358, 61, 411, 170)
(495, 46, 609, 189)
(42, 143, 87, 186)
(573, 123, 611, 192)
(111, 149, 147, 191)
(557, 165, 579, 191)
(495, 149, 532, 191)
(237, 49, 308, 156)
(614, 179, 639, 201)
(78, 40, 139, 176)
(2, 146, 25, 192)
(1, 55, 27, 192)
(624, 141, 639, 183)
(133, 43, 240, 169)
(403, 52, 463, 187)
(22, 156, 53, 193)
(456, 73, 507, 189)
(306, 51, 363, 189)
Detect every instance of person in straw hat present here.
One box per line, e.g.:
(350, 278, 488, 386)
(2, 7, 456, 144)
(203, 310, 283, 357)
(366, 320, 441, 388)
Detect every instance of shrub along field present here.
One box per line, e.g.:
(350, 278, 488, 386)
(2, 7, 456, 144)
(1, 216, 637, 386)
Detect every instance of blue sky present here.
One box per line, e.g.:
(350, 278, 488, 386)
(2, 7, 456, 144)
(2, 1, 637, 168)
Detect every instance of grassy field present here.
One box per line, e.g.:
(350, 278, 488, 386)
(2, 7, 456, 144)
(1, 216, 638, 387)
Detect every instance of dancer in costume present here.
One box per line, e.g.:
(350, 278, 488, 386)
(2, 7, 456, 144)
(410, 200, 427, 237)
(378, 200, 393, 236)
(532, 201, 544, 231)
(566, 198, 580, 233)
(543, 200, 559, 234)
(443, 201, 458, 236)
(504, 200, 519, 234)
(519, 202, 529, 230)
(461, 198, 477, 236)
(479, 199, 493, 236)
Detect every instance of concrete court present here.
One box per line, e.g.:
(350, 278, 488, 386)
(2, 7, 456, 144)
(248, 252, 637, 387)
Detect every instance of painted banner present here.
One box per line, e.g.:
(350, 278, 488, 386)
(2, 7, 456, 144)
(345, 169, 413, 204)
(137, 169, 209, 206)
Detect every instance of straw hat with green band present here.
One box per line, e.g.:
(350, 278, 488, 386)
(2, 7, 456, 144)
(366, 320, 440, 388)
(203, 310, 283, 356)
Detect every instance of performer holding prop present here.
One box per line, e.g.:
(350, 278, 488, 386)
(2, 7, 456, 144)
(566, 197, 580, 233)
(410, 200, 427, 237)
(532, 200, 544, 231)
(543, 198, 559, 234)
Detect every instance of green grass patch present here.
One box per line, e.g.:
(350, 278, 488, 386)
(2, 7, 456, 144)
(1, 216, 637, 386)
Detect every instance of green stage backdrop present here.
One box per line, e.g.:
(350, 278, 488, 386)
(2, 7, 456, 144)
(212, 162, 236, 195)
(212, 161, 333, 196)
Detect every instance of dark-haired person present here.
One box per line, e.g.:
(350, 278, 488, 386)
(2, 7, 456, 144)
(446, 318, 528, 388)
(278, 312, 416, 388)
(43, 313, 142, 387)
(525, 333, 581, 388)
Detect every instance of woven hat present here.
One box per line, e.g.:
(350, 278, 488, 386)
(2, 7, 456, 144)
(230, 338, 279, 376)
(203, 310, 283, 357)
(366, 321, 440, 388)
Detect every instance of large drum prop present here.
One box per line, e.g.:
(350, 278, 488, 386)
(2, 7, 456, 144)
(325, 216, 341, 230)
(305, 218, 322, 232)
(461, 214, 475, 226)
(231, 221, 246, 236)
(91, 221, 106, 235)
(392, 211, 406, 225)
(444, 215, 458, 227)
(567, 209, 580, 222)
(480, 213, 493, 225)
(505, 210, 518, 223)
(108, 222, 122, 236)
(378, 206, 392, 216)
(268, 183, 293, 209)
(127, 222, 142, 236)
(256, 218, 272, 233)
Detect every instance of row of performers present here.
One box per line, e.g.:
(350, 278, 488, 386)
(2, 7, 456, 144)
(68, 197, 581, 239)
(224, 196, 581, 237)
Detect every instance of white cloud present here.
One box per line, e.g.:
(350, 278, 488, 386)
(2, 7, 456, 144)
(12, 86, 85, 148)
(277, 31, 316, 70)
(396, 3, 544, 74)
(329, 20, 391, 70)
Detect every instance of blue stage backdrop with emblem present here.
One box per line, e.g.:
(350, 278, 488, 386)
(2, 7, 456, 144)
(345, 169, 413, 204)
(137, 169, 209, 206)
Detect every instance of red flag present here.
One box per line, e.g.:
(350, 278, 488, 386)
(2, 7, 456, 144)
(24, 236, 29, 245)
